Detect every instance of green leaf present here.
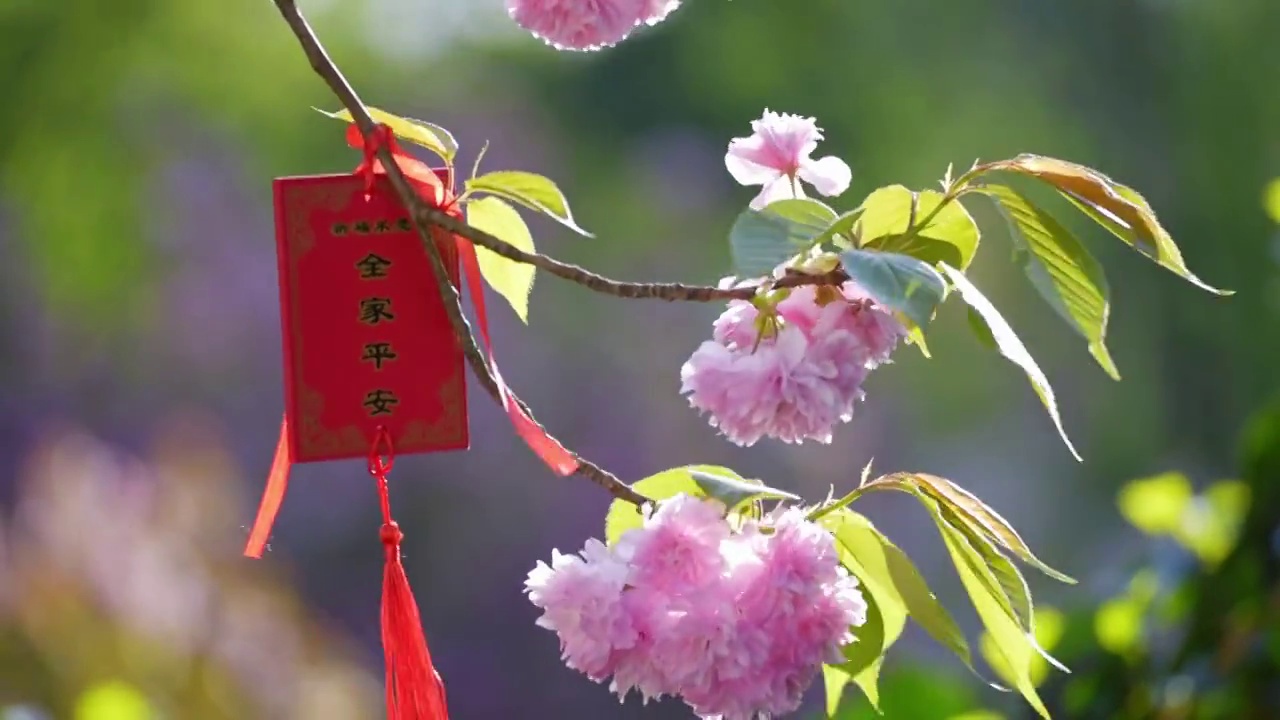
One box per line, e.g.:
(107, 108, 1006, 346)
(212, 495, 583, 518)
(1094, 595, 1146, 658)
(840, 249, 947, 329)
(1264, 178, 1280, 224)
(318, 106, 456, 162)
(967, 307, 997, 350)
(467, 170, 590, 237)
(924, 496, 1053, 719)
(75, 680, 153, 720)
(603, 465, 741, 544)
(824, 588, 888, 714)
(980, 154, 1230, 295)
(863, 473, 1075, 584)
(855, 185, 980, 269)
(905, 319, 933, 358)
(729, 198, 838, 276)
(938, 263, 1080, 461)
(823, 510, 973, 669)
(815, 208, 867, 249)
(1116, 471, 1193, 536)
(977, 184, 1118, 380)
(1175, 479, 1251, 567)
(827, 536, 905, 713)
(1028, 607, 1068, 686)
(917, 493, 1069, 679)
(823, 510, 911, 713)
(687, 469, 798, 510)
(466, 197, 537, 323)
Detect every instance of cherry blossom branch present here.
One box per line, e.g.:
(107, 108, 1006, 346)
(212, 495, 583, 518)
(414, 206, 850, 301)
(271, 0, 645, 506)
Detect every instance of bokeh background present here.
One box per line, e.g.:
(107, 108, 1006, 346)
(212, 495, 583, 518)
(0, 0, 1277, 718)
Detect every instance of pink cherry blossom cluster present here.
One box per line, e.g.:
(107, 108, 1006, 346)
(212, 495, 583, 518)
(525, 494, 867, 719)
(681, 284, 907, 447)
(506, 0, 681, 52)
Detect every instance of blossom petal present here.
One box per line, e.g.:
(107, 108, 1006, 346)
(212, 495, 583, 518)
(798, 155, 852, 198)
(640, 0, 681, 24)
(750, 174, 802, 210)
(726, 138, 785, 187)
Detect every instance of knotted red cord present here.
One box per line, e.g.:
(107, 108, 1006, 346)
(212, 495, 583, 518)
(369, 426, 448, 720)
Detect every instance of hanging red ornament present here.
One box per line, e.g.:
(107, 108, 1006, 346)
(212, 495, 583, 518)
(245, 122, 584, 719)
(245, 124, 465, 720)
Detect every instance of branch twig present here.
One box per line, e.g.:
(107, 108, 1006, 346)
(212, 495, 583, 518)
(272, 0, 645, 506)
(410, 205, 849, 301)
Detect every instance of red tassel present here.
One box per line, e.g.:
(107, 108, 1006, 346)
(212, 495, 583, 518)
(370, 427, 448, 720)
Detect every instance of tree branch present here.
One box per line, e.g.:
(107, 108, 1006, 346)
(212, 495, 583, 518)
(272, 0, 645, 506)
(411, 204, 849, 302)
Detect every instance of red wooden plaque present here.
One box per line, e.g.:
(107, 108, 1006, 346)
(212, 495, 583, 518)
(273, 172, 469, 463)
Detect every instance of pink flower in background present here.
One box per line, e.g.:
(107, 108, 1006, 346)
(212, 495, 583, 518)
(640, 0, 681, 24)
(681, 282, 906, 446)
(725, 110, 853, 209)
(525, 494, 867, 719)
(507, 0, 680, 51)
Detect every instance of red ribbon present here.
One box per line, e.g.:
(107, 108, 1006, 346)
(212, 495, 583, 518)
(369, 427, 449, 720)
(244, 122, 577, 559)
(451, 234, 578, 474)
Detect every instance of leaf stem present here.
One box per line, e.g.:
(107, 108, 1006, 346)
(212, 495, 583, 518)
(807, 487, 869, 522)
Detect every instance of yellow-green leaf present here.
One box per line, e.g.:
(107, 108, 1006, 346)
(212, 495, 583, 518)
(823, 509, 974, 670)
(823, 509, 911, 712)
(1094, 596, 1145, 658)
(824, 587, 888, 714)
(864, 473, 1075, 584)
(906, 320, 933, 358)
(467, 170, 590, 237)
(978, 184, 1118, 380)
(980, 154, 1229, 295)
(76, 680, 153, 720)
(318, 106, 456, 162)
(1264, 178, 1280, 224)
(939, 264, 1081, 461)
(856, 185, 981, 269)
(603, 465, 742, 544)
(1116, 471, 1193, 536)
(1176, 479, 1251, 567)
(881, 482, 1068, 682)
(466, 196, 537, 323)
(981, 606, 1067, 689)
(927, 498, 1053, 719)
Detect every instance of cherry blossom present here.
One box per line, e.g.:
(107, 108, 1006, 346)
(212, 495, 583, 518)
(725, 110, 853, 209)
(506, 0, 681, 52)
(681, 283, 907, 446)
(526, 494, 867, 719)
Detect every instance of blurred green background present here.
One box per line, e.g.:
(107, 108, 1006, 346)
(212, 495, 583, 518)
(0, 0, 1277, 718)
